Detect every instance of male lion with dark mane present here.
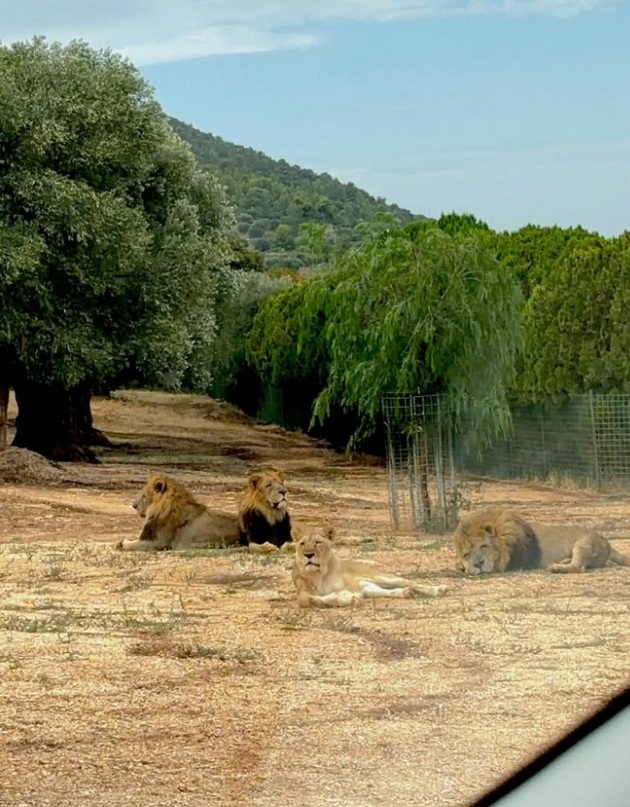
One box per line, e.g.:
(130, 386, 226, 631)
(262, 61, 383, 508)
(454, 507, 630, 574)
(117, 474, 240, 551)
(237, 469, 293, 554)
(292, 526, 447, 608)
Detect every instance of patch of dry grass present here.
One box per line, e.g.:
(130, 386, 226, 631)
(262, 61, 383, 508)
(0, 390, 628, 807)
(128, 634, 260, 664)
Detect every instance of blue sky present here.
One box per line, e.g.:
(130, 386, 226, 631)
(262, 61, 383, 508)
(4, 1, 630, 235)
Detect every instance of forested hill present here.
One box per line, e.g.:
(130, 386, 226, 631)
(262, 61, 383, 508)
(170, 117, 424, 269)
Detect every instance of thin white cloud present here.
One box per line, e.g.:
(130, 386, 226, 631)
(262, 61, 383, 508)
(118, 27, 319, 65)
(2, 0, 615, 65)
(502, 0, 612, 16)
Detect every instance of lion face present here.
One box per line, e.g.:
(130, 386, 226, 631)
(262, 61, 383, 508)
(454, 522, 501, 575)
(294, 527, 336, 575)
(248, 470, 288, 512)
(132, 475, 168, 517)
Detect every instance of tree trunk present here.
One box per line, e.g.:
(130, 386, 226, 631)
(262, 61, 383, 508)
(12, 378, 107, 462)
(60, 383, 113, 447)
(0, 365, 8, 452)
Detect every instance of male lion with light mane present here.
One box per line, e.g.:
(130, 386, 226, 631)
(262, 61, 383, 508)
(454, 507, 630, 575)
(116, 474, 240, 551)
(292, 526, 448, 608)
(237, 469, 293, 554)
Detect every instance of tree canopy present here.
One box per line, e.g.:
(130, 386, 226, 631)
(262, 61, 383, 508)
(249, 221, 523, 446)
(0, 38, 234, 457)
(519, 234, 630, 401)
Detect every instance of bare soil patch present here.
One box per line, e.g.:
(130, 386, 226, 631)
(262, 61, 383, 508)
(0, 390, 628, 807)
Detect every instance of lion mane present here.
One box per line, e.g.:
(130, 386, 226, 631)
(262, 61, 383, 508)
(117, 473, 240, 551)
(292, 526, 447, 608)
(237, 469, 292, 554)
(454, 507, 630, 574)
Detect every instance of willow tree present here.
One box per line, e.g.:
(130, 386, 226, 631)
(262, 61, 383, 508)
(250, 222, 522, 446)
(0, 38, 233, 458)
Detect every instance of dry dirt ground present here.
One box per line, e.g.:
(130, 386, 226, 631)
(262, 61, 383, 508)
(1, 390, 629, 807)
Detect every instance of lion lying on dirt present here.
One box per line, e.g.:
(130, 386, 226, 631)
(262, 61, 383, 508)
(117, 474, 240, 551)
(237, 469, 293, 554)
(292, 526, 448, 608)
(454, 507, 630, 574)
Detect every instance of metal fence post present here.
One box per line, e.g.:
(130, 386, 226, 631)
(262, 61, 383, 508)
(588, 391, 601, 489)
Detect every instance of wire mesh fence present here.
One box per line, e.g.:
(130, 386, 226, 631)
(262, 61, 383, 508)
(383, 392, 630, 533)
(382, 393, 458, 533)
(458, 393, 630, 489)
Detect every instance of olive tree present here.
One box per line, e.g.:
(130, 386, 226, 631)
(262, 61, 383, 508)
(0, 38, 233, 458)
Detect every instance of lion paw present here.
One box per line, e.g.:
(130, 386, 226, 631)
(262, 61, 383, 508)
(436, 585, 448, 597)
(114, 540, 124, 551)
(547, 562, 581, 574)
(248, 542, 278, 555)
(350, 593, 365, 606)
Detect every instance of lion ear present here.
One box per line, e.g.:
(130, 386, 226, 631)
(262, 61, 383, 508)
(483, 524, 495, 536)
(291, 523, 304, 542)
(323, 524, 337, 542)
(275, 469, 286, 483)
(248, 472, 264, 490)
(153, 478, 167, 494)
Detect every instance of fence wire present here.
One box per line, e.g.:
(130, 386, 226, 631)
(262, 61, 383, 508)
(458, 393, 630, 489)
(382, 393, 458, 533)
(384, 392, 630, 533)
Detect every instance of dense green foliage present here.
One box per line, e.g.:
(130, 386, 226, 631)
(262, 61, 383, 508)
(495, 224, 597, 296)
(240, 214, 630, 447)
(210, 270, 293, 401)
(170, 118, 422, 269)
(249, 221, 523, 446)
(0, 38, 234, 455)
(520, 234, 630, 400)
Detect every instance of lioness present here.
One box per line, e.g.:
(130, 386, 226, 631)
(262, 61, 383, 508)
(454, 507, 630, 574)
(237, 469, 293, 554)
(292, 526, 447, 608)
(117, 474, 240, 551)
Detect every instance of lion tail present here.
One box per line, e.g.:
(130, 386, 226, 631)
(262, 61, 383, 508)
(609, 547, 630, 566)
